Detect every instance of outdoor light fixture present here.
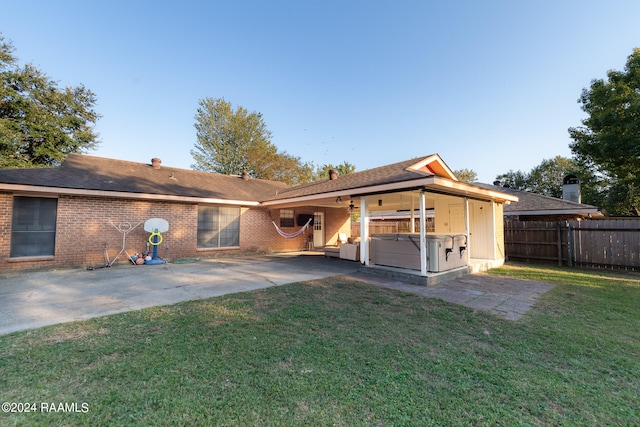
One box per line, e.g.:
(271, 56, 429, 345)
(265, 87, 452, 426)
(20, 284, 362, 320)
(336, 196, 342, 203)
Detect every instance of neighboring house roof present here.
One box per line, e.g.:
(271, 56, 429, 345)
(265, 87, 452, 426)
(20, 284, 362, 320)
(0, 154, 288, 205)
(473, 183, 604, 218)
(262, 154, 518, 206)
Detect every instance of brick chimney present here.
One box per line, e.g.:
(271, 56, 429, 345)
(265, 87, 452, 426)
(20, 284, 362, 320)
(151, 158, 161, 169)
(562, 174, 581, 203)
(329, 169, 338, 180)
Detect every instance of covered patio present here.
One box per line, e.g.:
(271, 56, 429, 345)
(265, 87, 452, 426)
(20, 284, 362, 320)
(262, 154, 518, 281)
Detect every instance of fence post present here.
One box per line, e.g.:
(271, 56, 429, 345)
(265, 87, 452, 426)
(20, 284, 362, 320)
(567, 222, 574, 268)
(556, 222, 562, 266)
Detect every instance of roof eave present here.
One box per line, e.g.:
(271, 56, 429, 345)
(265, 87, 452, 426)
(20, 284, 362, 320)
(261, 176, 518, 207)
(426, 177, 519, 203)
(0, 183, 260, 206)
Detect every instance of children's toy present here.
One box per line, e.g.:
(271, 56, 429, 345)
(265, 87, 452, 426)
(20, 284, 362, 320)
(109, 221, 143, 266)
(143, 218, 169, 265)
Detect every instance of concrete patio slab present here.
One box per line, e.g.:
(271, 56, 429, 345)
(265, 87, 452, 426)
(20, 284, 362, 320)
(348, 271, 555, 321)
(0, 253, 555, 335)
(0, 253, 360, 336)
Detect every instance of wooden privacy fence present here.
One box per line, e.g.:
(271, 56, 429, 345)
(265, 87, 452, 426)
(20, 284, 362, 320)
(351, 219, 435, 237)
(505, 219, 640, 270)
(351, 222, 399, 237)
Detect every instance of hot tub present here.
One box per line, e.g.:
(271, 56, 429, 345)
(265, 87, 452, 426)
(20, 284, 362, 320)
(370, 233, 468, 272)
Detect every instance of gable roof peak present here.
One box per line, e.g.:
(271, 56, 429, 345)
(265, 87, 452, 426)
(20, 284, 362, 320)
(405, 154, 458, 180)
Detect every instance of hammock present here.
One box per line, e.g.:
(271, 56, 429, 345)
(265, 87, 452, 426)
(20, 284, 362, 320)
(272, 217, 313, 239)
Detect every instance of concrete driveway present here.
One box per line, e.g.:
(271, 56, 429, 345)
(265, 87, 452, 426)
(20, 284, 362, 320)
(0, 253, 555, 336)
(0, 253, 360, 336)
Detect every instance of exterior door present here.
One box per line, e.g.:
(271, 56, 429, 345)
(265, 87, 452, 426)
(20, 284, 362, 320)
(449, 204, 465, 233)
(313, 211, 325, 248)
(469, 201, 493, 259)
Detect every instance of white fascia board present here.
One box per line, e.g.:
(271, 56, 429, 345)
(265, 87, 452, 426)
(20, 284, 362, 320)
(261, 176, 519, 207)
(407, 154, 458, 180)
(426, 177, 520, 203)
(260, 179, 434, 207)
(0, 184, 259, 206)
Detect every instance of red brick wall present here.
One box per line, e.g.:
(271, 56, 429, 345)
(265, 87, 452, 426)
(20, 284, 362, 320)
(0, 193, 12, 262)
(0, 194, 352, 270)
(248, 207, 315, 252)
(54, 195, 202, 267)
(323, 207, 352, 245)
(0, 195, 204, 269)
(258, 206, 351, 251)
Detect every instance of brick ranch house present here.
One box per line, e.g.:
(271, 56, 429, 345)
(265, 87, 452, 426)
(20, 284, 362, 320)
(0, 153, 517, 277)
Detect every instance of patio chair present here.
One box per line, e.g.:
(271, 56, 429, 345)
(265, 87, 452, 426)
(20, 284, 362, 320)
(324, 233, 348, 258)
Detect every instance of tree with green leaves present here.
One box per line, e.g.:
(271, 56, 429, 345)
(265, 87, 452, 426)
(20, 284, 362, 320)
(569, 48, 640, 215)
(0, 34, 100, 168)
(495, 156, 603, 206)
(528, 156, 580, 199)
(497, 157, 576, 197)
(453, 168, 477, 183)
(312, 161, 356, 181)
(191, 97, 313, 185)
(494, 169, 528, 190)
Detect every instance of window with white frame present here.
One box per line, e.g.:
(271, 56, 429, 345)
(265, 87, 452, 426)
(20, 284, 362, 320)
(197, 205, 240, 248)
(279, 209, 294, 228)
(11, 196, 58, 257)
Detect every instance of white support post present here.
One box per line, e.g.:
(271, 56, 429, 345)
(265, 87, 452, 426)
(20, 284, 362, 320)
(410, 195, 416, 233)
(419, 191, 427, 276)
(464, 197, 471, 265)
(360, 197, 369, 265)
(491, 201, 497, 261)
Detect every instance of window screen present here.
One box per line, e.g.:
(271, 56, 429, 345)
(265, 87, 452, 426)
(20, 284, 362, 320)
(11, 196, 58, 257)
(197, 205, 240, 248)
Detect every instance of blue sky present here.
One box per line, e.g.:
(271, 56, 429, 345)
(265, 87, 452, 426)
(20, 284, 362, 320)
(2, 1, 639, 182)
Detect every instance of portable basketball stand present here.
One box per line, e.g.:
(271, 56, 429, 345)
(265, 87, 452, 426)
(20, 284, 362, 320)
(144, 218, 169, 265)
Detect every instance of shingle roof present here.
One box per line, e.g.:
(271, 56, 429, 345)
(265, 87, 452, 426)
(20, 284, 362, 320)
(264, 156, 434, 201)
(473, 182, 602, 215)
(0, 154, 289, 201)
(0, 154, 521, 207)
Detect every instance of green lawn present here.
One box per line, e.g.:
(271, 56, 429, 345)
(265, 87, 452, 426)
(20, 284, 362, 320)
(1, 263, 638, 426)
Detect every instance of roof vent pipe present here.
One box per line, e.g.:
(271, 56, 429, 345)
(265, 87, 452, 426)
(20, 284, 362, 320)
(329, 169, 338, 180)
(151, 158, 162, 169)
(242, 171, 250, 181)
(493, 180, 501, 186)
